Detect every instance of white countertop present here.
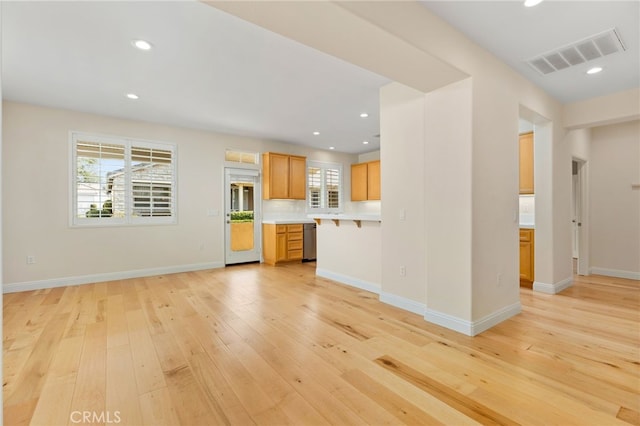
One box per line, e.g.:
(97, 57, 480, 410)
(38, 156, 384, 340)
(309, 213, 381, 222)
(262, 218, 316, 225)
(520, 223, 535, 229)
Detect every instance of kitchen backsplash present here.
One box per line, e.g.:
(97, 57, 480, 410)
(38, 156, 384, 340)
(262, 200, 307, 220)
(519, 195, 535, 225)
(262, 198, 382, 220)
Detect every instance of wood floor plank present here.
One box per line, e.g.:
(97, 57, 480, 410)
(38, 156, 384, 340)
(138, 387, 180, 426)
(67, 321, 107, 425)
(28, 333, 84, 425)
(151, 331, 227, 425)
(4, 263, 638, 426)
(125, 309, 166, 395)
(4, 312, 70, 407)
(106, 344, 143, 426)
(375, 355, 519, 425)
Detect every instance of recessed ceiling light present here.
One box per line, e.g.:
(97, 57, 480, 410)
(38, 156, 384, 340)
(132, 39, 153, 51)
(586, 66, 603, 75)
(313, 131, 320, 136)
(363, 141, 369, 145)
(360, 113, 369, 118)
(524, 0, 543, 7)
(126, 93, 139, 100)
(329, 146, 335, 150)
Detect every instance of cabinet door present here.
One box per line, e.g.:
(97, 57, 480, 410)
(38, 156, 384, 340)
(367, 161, 381, 200)
(262, 224, 277, 265)
(289, 155, 307, 200)
(275, 233, 288, 262)
(519, 132, 534, 194)
(351, 163, 368, 201)
(520, 241, 533, 281)
(266, 153, 290, 199)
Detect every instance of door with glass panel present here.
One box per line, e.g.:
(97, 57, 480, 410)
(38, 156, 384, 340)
(224, 168, 261, 265)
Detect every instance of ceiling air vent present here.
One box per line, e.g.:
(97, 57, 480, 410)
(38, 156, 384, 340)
(526, 28, 626, 75)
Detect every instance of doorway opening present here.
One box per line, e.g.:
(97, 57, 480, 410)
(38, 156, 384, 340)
(572, 158, 589, 276)
(225, 168, 261, 265)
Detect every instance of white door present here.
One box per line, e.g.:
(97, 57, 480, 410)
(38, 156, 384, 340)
(224, 168, 261, 265)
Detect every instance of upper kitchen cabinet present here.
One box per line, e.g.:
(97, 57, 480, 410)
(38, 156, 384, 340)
(263, 152, 307, 200)
(519, 132, 534, 194)
(351, 160, 381, 201)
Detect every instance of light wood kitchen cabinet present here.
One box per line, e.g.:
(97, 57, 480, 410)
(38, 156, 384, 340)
(520, 228, 535, 284)
(262, 152, 307, 200)
(351, 160, 380, 201)
(519, 132, 534, 194)
(263, 223, 304, 265)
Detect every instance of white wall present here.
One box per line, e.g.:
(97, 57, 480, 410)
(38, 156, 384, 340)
(358, 151, 380, 162)
(567, 128, 591, 162)
(589, 120, 640, 278)
(316, 220, 381, 292)
(564, 88, 640, 129)
(2, 101, 356, 289)
(380, 83, 426, 304)
(424, 79, 474, 322)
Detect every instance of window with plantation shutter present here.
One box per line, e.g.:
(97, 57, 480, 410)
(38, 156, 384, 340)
(131, 146, 174, 218)
(307, 160, 342, 213)
(308, 166, 322, 209)
(71, 132, 177, 226)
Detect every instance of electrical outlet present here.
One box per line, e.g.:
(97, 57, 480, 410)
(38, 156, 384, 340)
(26, 255, 36, 265)
(400, 265, 406, 277)
(497, 273, 502, 287)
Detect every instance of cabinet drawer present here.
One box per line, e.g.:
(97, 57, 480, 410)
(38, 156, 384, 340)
(288, 239, 303, 250)
(288, 249, 303, 260)
(287, 231, 303, 241)
(276, 225, 287, 234)
(520, 229, 533, 242)
(287, 224, 303, 233)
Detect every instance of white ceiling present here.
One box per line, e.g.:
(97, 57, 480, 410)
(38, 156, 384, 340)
(420, 0, 639, 104)
(2, 1, 638, 154)
(1, 1, 389, 154)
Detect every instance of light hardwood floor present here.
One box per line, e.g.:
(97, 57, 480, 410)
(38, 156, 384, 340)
(3, 263, 639, 425)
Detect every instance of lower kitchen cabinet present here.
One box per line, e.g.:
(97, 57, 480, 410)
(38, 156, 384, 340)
(263, 224, 304, 265)
(520, 228, 535, 285)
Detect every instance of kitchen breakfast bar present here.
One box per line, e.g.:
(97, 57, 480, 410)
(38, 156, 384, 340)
(310, 214, 382, 294)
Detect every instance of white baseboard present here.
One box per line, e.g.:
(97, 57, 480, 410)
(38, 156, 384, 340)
(533, 276, 573, 294)
(379, 292, 426, 316)
(424, 308, 473, 336)
(470, 301, 522, 336)
(315, 268, 381, 294)
(590, 267, 640, 281)
(315, 268, 523, 336)
(3, 262, 225, 294)
(315, 269, 425, 315)
(424, 301, 522, 337)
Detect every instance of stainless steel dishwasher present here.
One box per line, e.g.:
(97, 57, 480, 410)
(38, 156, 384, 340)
(303, 223, 317, 261)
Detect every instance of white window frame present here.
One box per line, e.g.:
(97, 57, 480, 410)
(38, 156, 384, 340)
(70, 131, 177, 227)
(306, 160, 343, 213)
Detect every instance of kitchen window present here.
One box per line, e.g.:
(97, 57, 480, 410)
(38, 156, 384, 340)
(307, 160, 342, 213)
(71, 132, 177, 226)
